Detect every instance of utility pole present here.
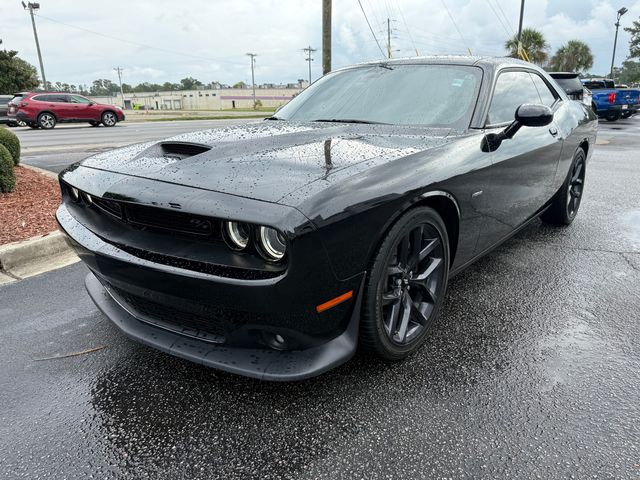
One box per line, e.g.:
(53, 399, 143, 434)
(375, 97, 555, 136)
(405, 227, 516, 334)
(303, 46, 316, 85)
(322, 0, 331, 74)
(516, 0, 525, 60)
(22, 2, 46, 89)
(387, 18, 392, 59)
(610, 7, 628, 81)
(114, 67, 125, 108)
(246, 53, 257, 109)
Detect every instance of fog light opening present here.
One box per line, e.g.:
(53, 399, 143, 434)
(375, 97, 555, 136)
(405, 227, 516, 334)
(263, 332, 288, 351)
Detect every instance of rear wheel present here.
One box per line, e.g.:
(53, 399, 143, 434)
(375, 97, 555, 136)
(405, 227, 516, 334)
(621, 111, 632, 119)
(542, 148, 586, 226)
(360, 207, 450, 360)
(605, 111, 620, 122)
(101, 111, 117, 127)
(37, 112, 56, 129)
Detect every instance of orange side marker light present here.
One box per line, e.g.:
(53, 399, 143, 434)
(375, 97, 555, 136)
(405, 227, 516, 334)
(316, 290, 354, 313)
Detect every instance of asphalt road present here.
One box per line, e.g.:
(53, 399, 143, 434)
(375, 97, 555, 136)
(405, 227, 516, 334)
(1, 118, 639, 479)
(14, 118, 260, 173)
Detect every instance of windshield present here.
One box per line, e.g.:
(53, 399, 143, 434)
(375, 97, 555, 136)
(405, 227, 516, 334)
(552, 76, 583, 94)
(276, 64, 482, 129)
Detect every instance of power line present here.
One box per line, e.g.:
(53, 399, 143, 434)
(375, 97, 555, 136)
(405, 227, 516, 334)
(494, 0, 516, 35)
(438, 0, 473, 55)
(394, 0, 419, 56)
(485, 0, 512, 38)
(357, 0, 386, 58)
(34, 13, 245, 66)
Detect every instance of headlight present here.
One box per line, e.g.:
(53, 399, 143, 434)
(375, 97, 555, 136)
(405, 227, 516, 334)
(258, 226, 287, 261)
(70, 186, 79, 201)
(223, 221, 251, 250)
(83, 192, 93, 206)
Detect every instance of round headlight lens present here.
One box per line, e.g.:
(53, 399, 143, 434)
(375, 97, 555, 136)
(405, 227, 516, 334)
(224, 221, 251, 250)
(70, 187, 79, 201)
(258, 226, 287, 261)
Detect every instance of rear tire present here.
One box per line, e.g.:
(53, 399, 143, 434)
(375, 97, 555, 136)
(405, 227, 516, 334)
(360, 207, 450, 360)
(101, 111, 117, 127)
(621, 111, 632, 119)
(605, 111, 620, 122)
(542, 148, 586, 226)
(37, 112, 56, 129)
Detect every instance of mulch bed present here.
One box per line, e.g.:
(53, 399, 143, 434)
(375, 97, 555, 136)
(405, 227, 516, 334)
(0, 166, 61, 245)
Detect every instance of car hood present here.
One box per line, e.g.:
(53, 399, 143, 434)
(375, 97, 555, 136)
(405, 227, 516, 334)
(80, 122, 458, 205)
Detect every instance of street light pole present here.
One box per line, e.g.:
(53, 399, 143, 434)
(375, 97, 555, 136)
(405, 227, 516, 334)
(322, 0, 331, 74)
(246, 53, 257, 109)
(517, 0, 525, 60)
(610, 7, 628, 81)
(22, 2, 46, 89)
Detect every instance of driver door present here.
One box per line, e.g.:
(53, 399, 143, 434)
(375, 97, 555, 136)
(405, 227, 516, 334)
(474, 70, 563, 253)
(69, 95, 95, 120)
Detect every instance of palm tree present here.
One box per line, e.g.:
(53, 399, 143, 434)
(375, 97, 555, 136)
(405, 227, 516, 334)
(505, 28, 550, 65)
(548, 40, 594, 72)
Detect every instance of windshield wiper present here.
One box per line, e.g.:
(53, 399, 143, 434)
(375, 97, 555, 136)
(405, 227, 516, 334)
(311, 118, 388, 125)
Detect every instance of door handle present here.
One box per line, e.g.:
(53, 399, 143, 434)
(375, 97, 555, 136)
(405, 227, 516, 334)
(549, 127, 558, 136)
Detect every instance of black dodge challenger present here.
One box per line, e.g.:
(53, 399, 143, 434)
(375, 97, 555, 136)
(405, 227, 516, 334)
(57, 57, 597, 380)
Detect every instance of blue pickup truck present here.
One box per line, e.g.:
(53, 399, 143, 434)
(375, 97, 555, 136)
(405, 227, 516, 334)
(582, 78, 640, 121)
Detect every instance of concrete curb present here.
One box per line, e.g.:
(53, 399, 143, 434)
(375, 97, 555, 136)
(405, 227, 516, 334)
(0, 231, 79, 283)
(20, 163, 59, 179)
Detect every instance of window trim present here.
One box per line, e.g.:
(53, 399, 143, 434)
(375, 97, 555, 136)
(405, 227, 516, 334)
(484, 67, 562, 129)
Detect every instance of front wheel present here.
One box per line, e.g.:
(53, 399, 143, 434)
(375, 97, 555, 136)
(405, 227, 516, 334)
(37, 113, 56, 129)
(360, 207, 450, 360)
(101, 111, 117, 127)
(542, 148, 586, 226)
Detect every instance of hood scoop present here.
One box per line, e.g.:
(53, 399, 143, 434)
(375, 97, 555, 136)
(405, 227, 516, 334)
(138, 141, 212, 161)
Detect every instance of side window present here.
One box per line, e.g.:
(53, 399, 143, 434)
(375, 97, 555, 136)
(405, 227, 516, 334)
(52, 95, 68, 103)
(71, 95, 91, 104)
(530, 74, 557, 107)
(32, 95, 49, 102)
(487, 71, 541, 125)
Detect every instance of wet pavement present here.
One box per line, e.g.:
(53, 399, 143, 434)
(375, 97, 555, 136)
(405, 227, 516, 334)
(1, 118, 639, 479)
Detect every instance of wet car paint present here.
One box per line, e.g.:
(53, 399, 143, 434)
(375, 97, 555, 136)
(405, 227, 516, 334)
(56, 57, 597, 379)
(1, 122, 639, 477)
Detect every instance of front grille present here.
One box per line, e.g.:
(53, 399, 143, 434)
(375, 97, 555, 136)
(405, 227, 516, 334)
(125, 204, 215, 237)
(107, 284, 233, 343)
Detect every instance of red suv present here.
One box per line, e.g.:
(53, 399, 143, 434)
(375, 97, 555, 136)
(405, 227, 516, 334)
(7, 92, 125, 129)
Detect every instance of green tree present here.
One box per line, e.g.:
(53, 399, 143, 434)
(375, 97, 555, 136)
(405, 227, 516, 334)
(233, 81, 247, 89)
(624, 17, 640, 59)
(0, 40, 39, 93)
(617, 60, 640, 85)
(548, 40, 594, 72)
(179, 77, 203, 90)
(505, 28, 550, 65)
(89, 79, 119, 96)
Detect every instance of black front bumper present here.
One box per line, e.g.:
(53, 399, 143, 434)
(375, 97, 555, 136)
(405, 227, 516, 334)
(57, 202, 364, 381)
(86, 272, 362, 381)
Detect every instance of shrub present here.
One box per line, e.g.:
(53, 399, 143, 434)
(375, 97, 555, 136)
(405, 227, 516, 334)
(0, 127, 21, 166)
(0, 144, 16, 193)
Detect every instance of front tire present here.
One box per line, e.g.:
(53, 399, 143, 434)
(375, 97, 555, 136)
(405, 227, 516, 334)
(101, 111, 117, 127)
(360, 207, 450, 360)
(542, 148, 586, 226)
(37, 112, 56, 129)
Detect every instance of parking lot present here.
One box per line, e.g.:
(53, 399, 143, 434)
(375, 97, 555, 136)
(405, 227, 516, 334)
(1, 117, 639, 479)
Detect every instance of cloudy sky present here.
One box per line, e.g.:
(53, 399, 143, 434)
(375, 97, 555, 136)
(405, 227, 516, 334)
(2, 0, 639, 87)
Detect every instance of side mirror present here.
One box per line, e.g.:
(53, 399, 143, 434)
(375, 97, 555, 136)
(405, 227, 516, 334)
(482, 104, 554, 152)
(89, 102, 96, 106)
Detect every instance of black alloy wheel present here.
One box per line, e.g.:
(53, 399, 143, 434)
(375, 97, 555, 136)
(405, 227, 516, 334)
(102, 111, 117, 127)
(542, 147, 586, 226)
(361, 207, 449, 359)
(566, 153, 585, 219)
(38, 112, 56, 129)
(605, 111, 620, 122)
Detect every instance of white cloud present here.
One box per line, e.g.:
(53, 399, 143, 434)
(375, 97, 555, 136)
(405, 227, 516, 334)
(1, 0, 638, 87)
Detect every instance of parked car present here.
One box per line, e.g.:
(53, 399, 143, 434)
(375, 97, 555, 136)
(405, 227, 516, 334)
(8, 92, 125, 129)
(582, 78, 640, 121)
(548, 72, 592, 108)
(57, 57, 597, 380)
(0, 95, 12, 125)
